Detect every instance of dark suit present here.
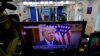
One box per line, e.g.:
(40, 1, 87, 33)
(35, 40, 61, 45)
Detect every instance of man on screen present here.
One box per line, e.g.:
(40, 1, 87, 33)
(35, 26, 61, 46)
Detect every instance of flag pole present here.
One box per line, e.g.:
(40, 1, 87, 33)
(36, 7, 38, 22)
(35, 0, 38, 22)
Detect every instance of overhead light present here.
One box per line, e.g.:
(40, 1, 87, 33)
(40, 1, 44, 4)
(65, 1, 70, 4)
(60, 1, 64, 4)
(23, 1, 75, 6)
(49, 1, 53, 4)
(29, 2, 33, 5)
(44, 1, 48, 4)
(32, 2, 37, 4)
(23, 2, 28, 5)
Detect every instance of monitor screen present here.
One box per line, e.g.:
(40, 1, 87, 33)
(19, 21, 86, 55)
(89, 32, 100, 51)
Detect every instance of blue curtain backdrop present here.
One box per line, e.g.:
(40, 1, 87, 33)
(30, 7, 36, 22)
(30, 6, 63, 22)
(50, 8, 52, 21)
(37, 8, 41, 21)
(57, 6, 63, 17)
(42, 7, 50, 21)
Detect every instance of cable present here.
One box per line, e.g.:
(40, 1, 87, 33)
(0, 19, 9, 23)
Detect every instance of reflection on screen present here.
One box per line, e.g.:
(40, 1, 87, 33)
(90, 37, 100, 49)
(20, 23, 83, 51)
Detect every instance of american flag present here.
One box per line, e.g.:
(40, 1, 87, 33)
(46, 24, 71, 45)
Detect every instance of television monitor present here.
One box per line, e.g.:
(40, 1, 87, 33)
(88, 32, 100, 55)
(18, 21, 86, 56)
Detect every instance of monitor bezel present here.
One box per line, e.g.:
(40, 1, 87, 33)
(17, 21, 87, 56)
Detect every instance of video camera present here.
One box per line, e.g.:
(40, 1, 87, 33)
(0, 0, 16, 13)
(0, 0, 19, 23)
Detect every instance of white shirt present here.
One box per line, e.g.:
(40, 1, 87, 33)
(45, 39, 53, 46)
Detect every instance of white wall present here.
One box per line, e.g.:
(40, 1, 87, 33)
(76, 0, 100, 34)
(93, 4, 100, 32)
(75, 1, 84, 21)
(16, 2, 31, 22)
(83, 0, 97, 26)
(68, 4, 76, 21)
